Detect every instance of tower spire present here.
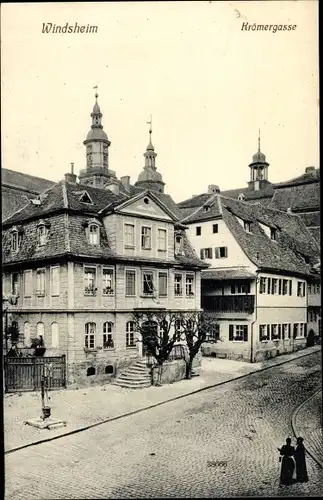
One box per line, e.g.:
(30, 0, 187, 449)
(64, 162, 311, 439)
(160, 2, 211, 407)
(146, 115, 154, 151)
(258, 128, 261, 153)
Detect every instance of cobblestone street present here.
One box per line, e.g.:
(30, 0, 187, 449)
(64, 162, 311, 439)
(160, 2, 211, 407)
(5, 352, 322, 498)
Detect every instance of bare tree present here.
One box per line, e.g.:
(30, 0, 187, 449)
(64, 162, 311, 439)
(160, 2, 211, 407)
(132, 310, 178, 385)
(178, 311, 218, 379)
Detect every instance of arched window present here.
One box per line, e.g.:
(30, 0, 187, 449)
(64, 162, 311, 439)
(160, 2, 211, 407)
(24, 321, 31, 346)
(87, 366, 96, 376)
(85, 322, 96, 349)
(89, 224, 99, 245)
(51, 322, 59, 348)
(103, 322, 114, 349)
(37, 225, 47, 246)
(36, 322, 45, 346)
(126, 321, 136, 348)
(10, 321, 19, 344)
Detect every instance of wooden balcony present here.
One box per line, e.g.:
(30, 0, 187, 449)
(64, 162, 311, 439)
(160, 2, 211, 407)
(202, 295, 255, 314)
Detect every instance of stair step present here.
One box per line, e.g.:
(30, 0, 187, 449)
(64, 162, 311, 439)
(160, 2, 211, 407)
(113, 380, 151, 389)
(128, 366, 150, 373)
(118, 373, 151, 382)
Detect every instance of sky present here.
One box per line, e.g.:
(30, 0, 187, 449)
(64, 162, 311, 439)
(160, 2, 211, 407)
(1, 1, 319, 202)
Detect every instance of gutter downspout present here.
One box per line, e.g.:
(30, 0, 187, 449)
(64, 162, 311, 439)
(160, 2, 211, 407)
(250, 276, 258, 363)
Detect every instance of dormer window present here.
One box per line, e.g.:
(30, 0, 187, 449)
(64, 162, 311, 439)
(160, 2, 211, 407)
(11, 231, 19, 251)
(238, 194, 245, 201)
(244, 221, 251, 233)
(38, 225, 47, 246)
(203, 206, 211, 213)
(79, 191, 93, 204)
(270, 228, 277, 241)
(175, 235, 183, 255)
(89, 224, 99, 245)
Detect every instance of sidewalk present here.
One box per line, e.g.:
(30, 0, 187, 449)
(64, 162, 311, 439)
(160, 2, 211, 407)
(292, 388, 323, 468)
(4, 346, 321, 453)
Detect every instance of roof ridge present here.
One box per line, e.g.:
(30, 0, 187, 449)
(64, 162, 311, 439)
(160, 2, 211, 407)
(181, 194, 215, 222)
(62, 182, 69, 209)
(2, 168, 55, 184)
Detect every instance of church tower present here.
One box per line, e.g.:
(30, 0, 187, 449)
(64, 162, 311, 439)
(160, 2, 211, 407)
(247, 131, 270, 191)
(79, 93, 117, 188)
(135, 119, 165, 193)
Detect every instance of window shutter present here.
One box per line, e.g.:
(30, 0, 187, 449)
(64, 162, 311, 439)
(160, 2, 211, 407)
(288, 324, 291, 338)
(293, 324, 297, 339)
(208, 247, 213, 258)
(215, 247, 220, 259)
(304, 323, 307, 338)
(246, 282, 251, 294)
(267, 278, 271, 294)
(278, 279, 282, 295)
(224, 247, 228, 258)
(267, 324, 270, 337)
(278, 324, 281, 339)
(243, 325, 248, 342)
(231, 285, 235, 294)
(271, 280, 275, 295)
(200, 249, 204, 259)
(229, 325, 234, 341)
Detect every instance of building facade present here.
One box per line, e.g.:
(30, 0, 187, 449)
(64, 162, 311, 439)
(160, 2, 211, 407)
(179, 194, 320, 362)
(2, 96, 206, 387)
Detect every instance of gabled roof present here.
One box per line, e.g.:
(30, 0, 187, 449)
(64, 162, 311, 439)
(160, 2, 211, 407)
(111, 189, 180, 221)
(202, 267, 257, 280)
(274, 168, 320, 188)
(1, 168, 55, 194)
(268, 181, 320, 213)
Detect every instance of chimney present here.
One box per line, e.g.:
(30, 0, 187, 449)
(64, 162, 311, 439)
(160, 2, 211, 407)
(287, 207, 292, 214)
(106, 182, 120, 195)
(120, 175, 131, 192)
(208, 184, 220, 194)
(64, 162, 77, 184)
(305, 166, 316, 174)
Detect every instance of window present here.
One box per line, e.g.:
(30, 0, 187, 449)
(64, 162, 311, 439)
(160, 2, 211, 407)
(231, 283, 250, 294)
(51, 322, 59, 348)
(196, 226, 201, 236)
(297, 282, 306, 297)
(200, 248, 212, 260)
(206, 324, 220, 341)
(158, 272, 168, 297)
(229, 324, 248, 342)
(24, 270, 32, 297)
(87, 367, 95, 376)
(270, 228, 277, 241)
(174, 274, 183, 296)
(293, 323, 306, 339)
(186, 274, 195, 296)
(158, 229, 167, 251)
(84, 267, 96, 295)
(289, 280, 293, 296)
(102, 268, 114, 295)
(24, 322, 31, 346)
(125, 269, 136, 296)
(38, 225, 47, 246)
(36, 269, 46, 296)
(85, 322, 96, 349)
(126, 321, 136, 347)
(11, 231, 19, 251)
(215, 247, 228, 259)
(50, 266, 60, 296)
(36, 321, 45, 339)
(282, 279, 288, 296)
(124, 224, 135, 247)
(103, 322, 114, 348)
(259, 277, 266, 294)
(282, 324, 290, 340)
(11, 273, 19, 295)
(175, 235, 183, 255)
(267, 277, 271, 294)
(203, 206, 210, 213)
(212, 224, 218, 234)
(142, 271, 154, 295)
(244, 221, 251, 233)
(141, 226, 151, 249)
(271, 324, 280, 340)
(271, 278, 278, 295)
(259, 325, 268, 341)
(89, 224, 99, 245)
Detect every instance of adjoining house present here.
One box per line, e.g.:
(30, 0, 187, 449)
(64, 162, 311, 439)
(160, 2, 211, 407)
(178, 190, 321, 362)
(2, 94, 207, 387)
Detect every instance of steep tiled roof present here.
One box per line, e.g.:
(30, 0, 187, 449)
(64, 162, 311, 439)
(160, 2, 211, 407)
(273, 168, 320, 188)
(2, 168, 55, 194)
(268, 182, 320, 213)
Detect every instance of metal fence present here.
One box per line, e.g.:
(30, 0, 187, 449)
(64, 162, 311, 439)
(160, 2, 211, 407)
(4, 355, 66, 393)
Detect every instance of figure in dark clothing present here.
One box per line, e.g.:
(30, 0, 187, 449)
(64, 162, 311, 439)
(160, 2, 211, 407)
(294, 437, 309, 482)
(278, 438, 295, 485)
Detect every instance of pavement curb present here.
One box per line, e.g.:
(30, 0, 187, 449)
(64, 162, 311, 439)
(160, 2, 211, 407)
(291, 388, 323, 469)
(5, 347, 320, 455)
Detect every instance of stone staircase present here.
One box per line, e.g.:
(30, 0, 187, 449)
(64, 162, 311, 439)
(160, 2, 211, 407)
(113, 358, 152, 389)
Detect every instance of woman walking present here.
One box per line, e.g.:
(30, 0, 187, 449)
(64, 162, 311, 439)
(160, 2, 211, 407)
(294, 437, 309, 482)
(278, 438, 295, 485)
